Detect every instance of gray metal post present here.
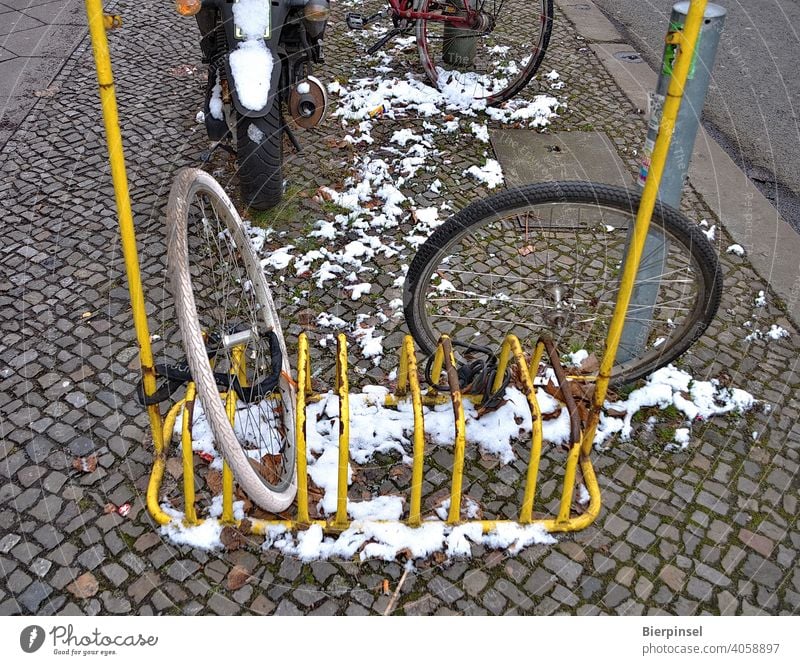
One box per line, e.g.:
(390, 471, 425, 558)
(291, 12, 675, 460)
(618, 1, 726, 364)
(442, 0, 477, 67)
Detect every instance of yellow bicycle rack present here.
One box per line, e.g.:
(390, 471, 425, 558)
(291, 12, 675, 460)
(84, 0, 710, 544)
(147, 331, 600, 536)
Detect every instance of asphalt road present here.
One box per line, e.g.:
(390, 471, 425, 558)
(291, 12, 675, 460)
(592, 0, 800, 232)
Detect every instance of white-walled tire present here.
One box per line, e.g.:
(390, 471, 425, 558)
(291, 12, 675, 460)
(166, 167, 296, 513)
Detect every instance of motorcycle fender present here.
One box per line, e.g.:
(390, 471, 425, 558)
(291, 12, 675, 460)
(219, 2, 290, 117)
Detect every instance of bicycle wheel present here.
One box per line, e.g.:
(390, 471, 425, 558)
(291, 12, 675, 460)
(415, 0, 553, 106)
(404, 181, 722, 385)
(166, 167, 297, 512)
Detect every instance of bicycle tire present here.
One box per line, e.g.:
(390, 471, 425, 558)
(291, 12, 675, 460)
(415, 0, 554, 106)
(166, 167, 297, 512)
(404, 181, 722, 385)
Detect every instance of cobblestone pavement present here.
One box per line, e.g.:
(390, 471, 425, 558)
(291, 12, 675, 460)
(0, 1, 798, 616)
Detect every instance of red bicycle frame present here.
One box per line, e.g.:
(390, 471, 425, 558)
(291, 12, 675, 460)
(388, 0, 478, 28)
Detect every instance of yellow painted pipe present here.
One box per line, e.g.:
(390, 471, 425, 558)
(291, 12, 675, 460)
(492, 335, 513, 395)
(396, 340, 410, 396)
(222, 388, 237, 524)
(429, 342, 445, 390)
(333, 334, 350, 529)
(556, 443, 582, 524)
(529, 342, 545, 382)
(442, 337, 466, 525)
(146, 399, 184, 526)
(180, 384, 198, 525)
(591, 0, 708, 417)
(510, 337, 544, 524)
(295, 333, 310, 524)
(232, 344, 248, 388)
(84, 0, 165, 486)
(404, 337, 426, 527)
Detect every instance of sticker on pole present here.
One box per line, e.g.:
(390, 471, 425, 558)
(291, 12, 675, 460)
(663, 21, 700, 79)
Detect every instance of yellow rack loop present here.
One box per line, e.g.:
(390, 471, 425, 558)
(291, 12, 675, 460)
(397, 336, 426, 527)
(180, 384, 199, 525)
(149, 330, 604, 539)
(333, 334, 351, 531)
(295, 333, 311, 525)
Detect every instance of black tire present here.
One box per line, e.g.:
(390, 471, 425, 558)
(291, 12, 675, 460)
(415, 0, 554, 106)
(236, 97, 283, 210)
(404, 181, 722, 385)
(166, 168, 297, 512)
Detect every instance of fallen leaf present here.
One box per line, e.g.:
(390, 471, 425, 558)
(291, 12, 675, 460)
(324, 137, 349, 149)
(206, 470, 223, 495)
(220, 526, 247, 551)
(579, 353, 600, 374)
(315, 186, 334, 202)
(249, 454, 284, 486)
(382, 579, 390, 595)
(226, 564, 252, 590)
(72, 455, 97, 473)
(297, 308, 317, 327)
(169, 64, 197, 77)
(165, 457, 183, 479)
(541, 405, 563, 421)
(103, 503, 117, 514)
(197, 452, 215, 463)
(66, 572, 99, 599)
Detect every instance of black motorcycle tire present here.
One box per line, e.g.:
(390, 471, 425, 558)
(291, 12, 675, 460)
(236, 97, 283, 211)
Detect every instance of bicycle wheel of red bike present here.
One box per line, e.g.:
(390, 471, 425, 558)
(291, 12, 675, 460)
(415, 0, 554, 106)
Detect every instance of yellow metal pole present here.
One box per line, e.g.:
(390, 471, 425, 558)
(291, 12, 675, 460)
(84, 0, 165, 478)
(587, 0, 709, 445)
(529, 341, 545, 381)
(222, 388, 237, 523)
(396, 341, 410, 396)
(295, 334, 310, 524)
(513, 337, 544, 524)
(556, 443, 581, 523)
(180, 384, 199, 524)
(404, 337, 426, 527)
(333, 334, 350, 530)
(491, 337, 513, 394)
(429, 343, 445, 387)
(442, 337, 466, 525)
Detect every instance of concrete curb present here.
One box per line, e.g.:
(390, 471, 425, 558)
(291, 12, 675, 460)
(556, 0, 800, 325)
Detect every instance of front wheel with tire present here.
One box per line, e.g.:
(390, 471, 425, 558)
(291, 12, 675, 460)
(415, 0, 554, 106)
(166, 167, 296, 512)
(235, 97, 284, 210)
(404, 181, 723, 385)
